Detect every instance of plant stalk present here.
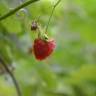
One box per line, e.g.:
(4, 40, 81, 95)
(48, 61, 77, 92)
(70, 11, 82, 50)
(0, 0, 39, 21)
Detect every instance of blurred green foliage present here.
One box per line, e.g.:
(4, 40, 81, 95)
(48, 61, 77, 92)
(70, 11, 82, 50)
(0, 0, 96, 96)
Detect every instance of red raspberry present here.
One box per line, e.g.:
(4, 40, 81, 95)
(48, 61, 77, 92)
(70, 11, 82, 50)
(33, 38, 56, 60)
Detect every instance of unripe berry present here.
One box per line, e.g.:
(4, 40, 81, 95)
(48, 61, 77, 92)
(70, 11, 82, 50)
(31, 21, 38, 31)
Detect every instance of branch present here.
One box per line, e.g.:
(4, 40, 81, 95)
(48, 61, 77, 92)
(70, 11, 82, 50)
(0, 56, 22, 96)
(0, 0, 40, 21)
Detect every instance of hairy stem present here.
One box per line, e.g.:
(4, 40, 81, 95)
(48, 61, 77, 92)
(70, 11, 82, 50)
(0, 56, 22, 96)
(0, 0, 39, 21)
(45, 0, 61, 32)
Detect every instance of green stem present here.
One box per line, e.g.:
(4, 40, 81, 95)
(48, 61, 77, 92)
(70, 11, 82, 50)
(0, 0, 39, 21)
(0, 56, 22, 96)
(45, 0, 61, 32)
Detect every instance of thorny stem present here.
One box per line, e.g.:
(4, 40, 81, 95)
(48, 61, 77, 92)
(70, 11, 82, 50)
(45, 0, 61, 32)
(0, 56, 22, 96)
(0, 0, 39, 21)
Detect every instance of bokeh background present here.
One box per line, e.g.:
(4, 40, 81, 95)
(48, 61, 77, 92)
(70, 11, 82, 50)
(0, 0, 96, 96)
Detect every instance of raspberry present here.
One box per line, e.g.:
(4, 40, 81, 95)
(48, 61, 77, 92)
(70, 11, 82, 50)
(33, 38, 56, 60)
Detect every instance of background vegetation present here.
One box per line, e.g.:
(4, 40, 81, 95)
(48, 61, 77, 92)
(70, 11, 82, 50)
(0, 0, 96, 96)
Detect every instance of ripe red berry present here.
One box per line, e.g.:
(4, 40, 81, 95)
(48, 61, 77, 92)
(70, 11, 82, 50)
(33, 38, 56, 60)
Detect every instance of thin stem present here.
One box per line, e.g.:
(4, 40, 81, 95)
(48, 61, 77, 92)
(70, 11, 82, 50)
(45, 0, 61, 32)
(0, 0, 39, 21)
(0, 56, 22, 96)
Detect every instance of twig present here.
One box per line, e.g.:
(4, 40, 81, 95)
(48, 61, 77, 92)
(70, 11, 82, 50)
(45, 0, 61, 32)
(0, 56, 22, 96)
(0, 0, 39, 21)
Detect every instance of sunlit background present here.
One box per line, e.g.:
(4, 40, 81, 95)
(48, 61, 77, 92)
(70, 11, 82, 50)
(0, 0, 96, 96)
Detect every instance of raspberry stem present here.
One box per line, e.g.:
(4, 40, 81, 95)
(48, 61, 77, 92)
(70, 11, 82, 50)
(45, 0, 62, 32)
